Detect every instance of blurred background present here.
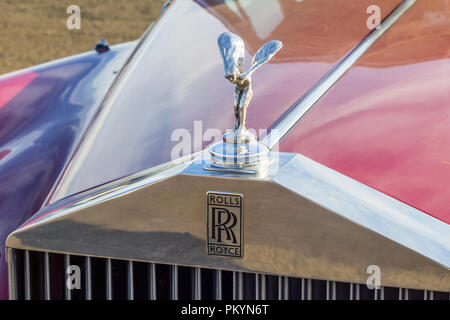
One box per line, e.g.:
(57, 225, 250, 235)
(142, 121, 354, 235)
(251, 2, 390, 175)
(0, 0, 166, 75)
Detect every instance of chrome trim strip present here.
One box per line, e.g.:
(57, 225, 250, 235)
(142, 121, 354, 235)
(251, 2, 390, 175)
(261, 275, 266, 300)
(238, 272, 243, 300)
(127, 260, 134, 300)
(278, 277, 282, 300)
(233, 272, 243, 300)
(24, 250, 31, 300)
(278, 276, 288, 300)
(7, 248, 17, 300)
(262, 0, 416, 149)
(326, 280, 336, 300)
(148, 263, 156, 300)
(301, 278, 305, 300)
(193, 267, 201, 300)
(255, 274, 259, 300)
(214, 270, 222, 300)
(256, 274, 266, 300)
(306, 279, 312, 300)
(44, 252, 50, 300)
(106, 258, 112, 300)
(326, 280, 330, 300)
(64, 255, 71, 300)
(284, 276, 289, 300)
(350, 283, 361, 300)
(85, 256, 92, 300)
(171, 265, 178, 300)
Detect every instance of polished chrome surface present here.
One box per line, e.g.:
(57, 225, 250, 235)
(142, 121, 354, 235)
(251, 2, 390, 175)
(262, 0, 416, 149)
(106, 258, 112, 300)
(44, 252, 50, 300)
(256, 274, 266, 300)
(233, 271, 243, 300)
(127, 260, 134, 300)
(85, 256, 92, 300)
(24, 250, 30, 300)
(326, 281, 336, 301)
(214, 269, 222, 300)
(6, 248, 17, 300)
(193, 267, 201, 300)
(209, 32, 282, 175)
(278, 276, 288, 300)
(218, 32, 282, 139)
(64, 255, 71, 300)
(350, 283, 360, 300)
(171, 265, 178, 300)
(6, 151, 450, 291)
(149, 263, 156, 300)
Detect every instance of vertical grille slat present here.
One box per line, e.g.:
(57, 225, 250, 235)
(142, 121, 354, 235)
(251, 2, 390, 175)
(85, 256, 92, 300)
(148, 263, 156, 300)
(326, 281, 336, 300)
(306, 279, 312, 300)
(170, 265, 178, 300)
(6, 249, 17, 300)
(127, 261, 134, 300)
(260, 274, 266, 300)
(214, 270, 222, 300)
(192, 267, 201, 300)
(278, 276, 289, 300)
(256, 274, 266, 300)
(44, 252, 50, 300)
(106, 258, 112, 300)
(7, 249, 450, 300)
(24, 250, 31, 300)
(64, 255, 71, 300)
(233, 271, 244, 300)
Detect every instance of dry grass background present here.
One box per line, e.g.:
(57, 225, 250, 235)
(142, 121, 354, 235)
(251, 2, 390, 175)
(0, 0, 166, 75)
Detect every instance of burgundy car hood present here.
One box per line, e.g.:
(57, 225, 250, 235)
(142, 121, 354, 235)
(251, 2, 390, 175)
(50, 0, 449, 225)
(280, 0, 450, 224)
(50, 0, 401, 199)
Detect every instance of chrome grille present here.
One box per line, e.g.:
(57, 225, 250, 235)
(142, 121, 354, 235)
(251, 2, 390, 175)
(7, 249, 450, 300)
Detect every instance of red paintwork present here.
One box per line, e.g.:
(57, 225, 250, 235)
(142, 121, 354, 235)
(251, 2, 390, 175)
(51, 0, 401, 202)
(0, 150, 10, 161)
(280, 0, 450, 224)
(0, 72, 37, 109)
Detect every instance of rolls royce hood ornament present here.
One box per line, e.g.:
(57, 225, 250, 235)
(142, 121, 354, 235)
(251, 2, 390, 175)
(206, 32, 283, 175)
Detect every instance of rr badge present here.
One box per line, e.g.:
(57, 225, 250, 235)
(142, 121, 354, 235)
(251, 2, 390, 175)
(207, 192, 243, 257)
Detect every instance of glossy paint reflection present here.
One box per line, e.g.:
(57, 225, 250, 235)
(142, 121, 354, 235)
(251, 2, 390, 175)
(280, 0, 450, 223)
(0, 43, 135, 299)
(51, 0, 401, 202)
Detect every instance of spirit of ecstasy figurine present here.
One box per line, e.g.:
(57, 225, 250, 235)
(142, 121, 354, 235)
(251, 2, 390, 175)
(207, 32, 283, 175)
(217, 32, 283, 144)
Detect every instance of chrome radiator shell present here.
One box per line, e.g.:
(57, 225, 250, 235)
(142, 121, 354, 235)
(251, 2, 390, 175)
(6, 153, 450, 293)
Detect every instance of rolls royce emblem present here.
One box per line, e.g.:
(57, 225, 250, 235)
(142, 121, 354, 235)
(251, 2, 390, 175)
(207, 192, 243, 257)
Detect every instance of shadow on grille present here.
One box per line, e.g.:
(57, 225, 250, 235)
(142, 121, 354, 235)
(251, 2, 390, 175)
(8, 249, 450, 300)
